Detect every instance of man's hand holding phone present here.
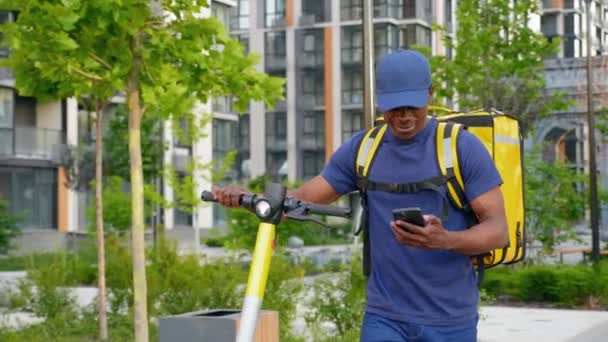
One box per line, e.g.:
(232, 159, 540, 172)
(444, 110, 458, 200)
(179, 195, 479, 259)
(391, 207, 451, 250)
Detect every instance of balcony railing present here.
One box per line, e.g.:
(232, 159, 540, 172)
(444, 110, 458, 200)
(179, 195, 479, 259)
(0, 126, 64, 160)
(298, 51, 324, 68)
(342, 48, 363, 64)
(265, 54, 287, 70)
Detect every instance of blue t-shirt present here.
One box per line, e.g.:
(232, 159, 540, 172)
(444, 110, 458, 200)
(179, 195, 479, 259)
(321, 118, 502, 325)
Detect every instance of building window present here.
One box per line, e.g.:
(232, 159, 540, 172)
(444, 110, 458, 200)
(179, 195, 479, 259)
(212, 96, 232, 113)
(302, 110, 324, 149)
(0, 167, 56, 229)
(341, 0, 402, 21)
(301, 70, 324, 107)
(374, 0, 401, 19)
(375, 24, 399, 60)
(541, 13, 559, 37)
(211, 2, 231, 28)
(564, 36, 582, 58)
(265, 31, 286, 71)
(0, 88, 12, 156)
(299, 29, 324, 68)
(174, 173, 193, 226)
(301, 111, 324, 179)
(266, 112, 287, 178)
(266, 111, 287, 146)
(302, 0, 330, 24)
(564, 13, 581, 37)
(236, 34, 250, 54)
(401, 23, 431, 49)
(231, 0, 249, 31)
(342, 68, 362, 105)
(302, 151, 324, 179)
(265, 0, 285, 28)
(342, 110, 363, 141)
(445, 0, 453, 32)
(342, 26, 362, 64)
(213, 118, 238, 180)
(341, 0, 363, 21)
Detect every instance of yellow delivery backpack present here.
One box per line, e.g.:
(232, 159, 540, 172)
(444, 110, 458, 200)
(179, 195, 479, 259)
(356, 108, 525, 284)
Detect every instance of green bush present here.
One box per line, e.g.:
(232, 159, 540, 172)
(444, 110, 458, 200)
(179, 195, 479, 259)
(147, 238, 246, 316)
(0, 197, 23, 254)
(482, 263, 608, 308)
(262, 250, 306, 341)
(305, 253, 366, 341)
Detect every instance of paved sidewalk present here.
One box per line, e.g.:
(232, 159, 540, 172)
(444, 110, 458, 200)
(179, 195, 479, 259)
(478, 306, 608, 342)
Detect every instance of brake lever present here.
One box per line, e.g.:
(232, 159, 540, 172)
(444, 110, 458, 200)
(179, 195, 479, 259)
(285, 206, 329, 227)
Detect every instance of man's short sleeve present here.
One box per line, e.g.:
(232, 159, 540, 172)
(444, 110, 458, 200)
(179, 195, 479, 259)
(320, 133, 363, 195)
(457, 130, 503, 202)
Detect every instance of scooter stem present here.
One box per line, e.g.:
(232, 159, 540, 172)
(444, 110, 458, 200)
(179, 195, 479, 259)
(236, 222, 276, 342)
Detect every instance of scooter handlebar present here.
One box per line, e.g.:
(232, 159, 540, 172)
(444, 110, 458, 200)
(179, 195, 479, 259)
(201, 191, 350, 219)
(304, 202, 351, 218)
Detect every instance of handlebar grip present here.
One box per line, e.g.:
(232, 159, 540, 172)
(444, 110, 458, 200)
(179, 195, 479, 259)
(305, 203, 351, 218)
(201, 191, 217, 202)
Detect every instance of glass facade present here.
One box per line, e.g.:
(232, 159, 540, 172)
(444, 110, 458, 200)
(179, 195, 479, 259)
(0, 167, 56, 229)
(301, 0, 330, 24)
(212, 2, 231, 27)
(0, 88, 13, 156)
(342, 26, 362, 64)
(265, 31, 287, 71)
(212, 118, 239, 181)
(301, 111, 324, 179)
(231, 0, 249, 31)
(342, 68, 363, 105)
(266, 111, 287, 179)
(342, 109, 363, 141)
(265, 0, 285, 28)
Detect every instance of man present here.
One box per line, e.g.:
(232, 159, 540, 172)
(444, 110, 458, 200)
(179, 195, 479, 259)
(212, 49, 508, 341)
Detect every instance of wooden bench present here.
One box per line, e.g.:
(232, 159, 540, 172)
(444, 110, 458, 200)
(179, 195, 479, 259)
(554, 248, 608, 262)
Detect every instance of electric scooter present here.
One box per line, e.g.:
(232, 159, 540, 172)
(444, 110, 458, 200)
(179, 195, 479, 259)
(201, 182, 351, 342)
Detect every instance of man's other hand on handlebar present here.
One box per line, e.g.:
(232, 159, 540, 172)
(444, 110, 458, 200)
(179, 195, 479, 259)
(211, 186, 247, 207)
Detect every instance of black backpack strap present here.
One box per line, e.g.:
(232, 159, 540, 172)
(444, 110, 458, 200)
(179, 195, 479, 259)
(356, 174, 452, 220)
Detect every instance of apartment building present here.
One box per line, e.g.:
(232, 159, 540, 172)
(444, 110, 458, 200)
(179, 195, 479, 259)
(0, 2, 238, 241)
(188, 0, 457, 227)
(536, 0, 608, 170)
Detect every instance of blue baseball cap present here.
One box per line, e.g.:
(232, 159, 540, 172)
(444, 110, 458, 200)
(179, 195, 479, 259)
(375, 49, 431, 112)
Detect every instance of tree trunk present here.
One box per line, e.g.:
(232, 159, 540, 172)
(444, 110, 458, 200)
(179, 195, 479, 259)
(127, 33, 149, 342)
(95, 101, 109, 341)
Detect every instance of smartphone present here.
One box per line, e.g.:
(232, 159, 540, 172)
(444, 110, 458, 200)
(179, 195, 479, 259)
(392, 207, 426, 227)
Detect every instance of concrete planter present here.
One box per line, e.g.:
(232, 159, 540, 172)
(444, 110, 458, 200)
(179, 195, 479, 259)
(158, 309, 278, 342)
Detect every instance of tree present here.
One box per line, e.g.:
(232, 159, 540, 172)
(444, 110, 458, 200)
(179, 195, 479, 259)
(2, 1, 116, 338)
(427, 0, 569, 134)
(104, 105, 164, 182)
(2, 1, 283, 340)
(524, 147, 587, 256)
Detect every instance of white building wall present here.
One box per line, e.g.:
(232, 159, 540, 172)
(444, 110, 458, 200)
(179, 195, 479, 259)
(66, 98, 79, 232)
(249, 0, 267, 178)
(36, 101, 62, 130)
(331, 0, 342, 150)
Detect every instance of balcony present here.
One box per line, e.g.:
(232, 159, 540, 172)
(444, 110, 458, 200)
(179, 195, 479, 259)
(0, 126, 64, 161)
(341, 6, 363, 21)
(266, 136, 287, 151)
(299, 94, 325, 109)
(342, 48, 363, 64)
(265, 54, 287, 71)
(298, 51, 324, 68)
(300, 134, 324, 150)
